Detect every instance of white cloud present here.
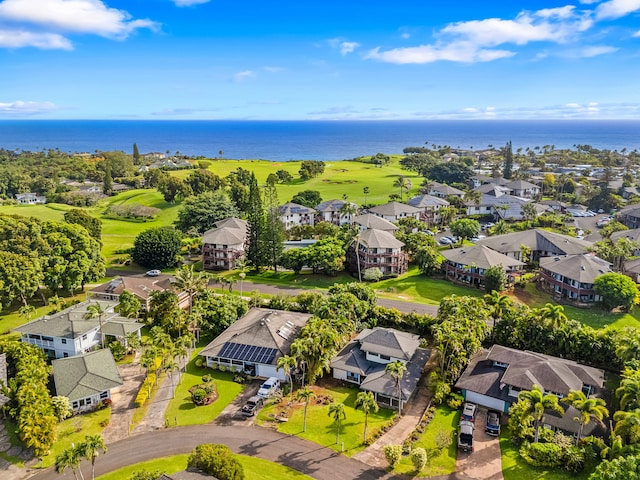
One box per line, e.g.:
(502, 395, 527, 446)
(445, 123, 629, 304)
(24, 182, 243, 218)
(171, 0, 210, 6)
(633, 30, 640, 37)
(263, 66, 284, 73)
(595, 0, 640, 19)
(579, 45, 618, 56)
(366, 41, 514, 64)
(0, 100, 57, 115)
(367, 5, 595, 65)
(565, 102, 582, 108)
(233, 70, 255, 82)
(0, 0, 158, 45)
(0, 28, 71, 48)
(340, 41, 359, 55)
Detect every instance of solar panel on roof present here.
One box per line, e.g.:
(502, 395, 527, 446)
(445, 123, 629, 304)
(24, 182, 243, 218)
(218, 342, 278, 364)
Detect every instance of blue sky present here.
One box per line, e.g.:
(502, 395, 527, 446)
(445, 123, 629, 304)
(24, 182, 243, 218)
(0, 0, 639, 120)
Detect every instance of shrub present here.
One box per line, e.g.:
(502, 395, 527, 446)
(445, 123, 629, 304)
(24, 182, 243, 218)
(188, 443, 244, 480)
(109, 340, 127, 361)
(192, 388, 207, 404)
(202, 375, 212, 383)
(51, 396, 73, 422)
(384, 445, 403, 468)
(194, 357, 204, 368)
(519, 442, 563, 468)
(410, 447, 427, 472)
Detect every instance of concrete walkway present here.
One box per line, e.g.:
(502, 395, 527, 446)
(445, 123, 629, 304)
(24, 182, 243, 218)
(353, 385, 431, 468)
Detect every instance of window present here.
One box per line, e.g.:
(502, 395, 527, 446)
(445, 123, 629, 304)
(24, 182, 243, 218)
(100, 392, 109, 399)
(63, 353, 69, 358)
(61, 339, 67, 344)
(42, 336, 53, 342)
(380, 354, 391, 361)
(82, 334, 88, 341)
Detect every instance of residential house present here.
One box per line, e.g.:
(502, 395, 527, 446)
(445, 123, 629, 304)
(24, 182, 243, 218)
(348, 229, 408, 277)
(331, 327, 430, 412)
(477, 229, 593, 263)
(200, 308, 312, 379)
(407, 194, 450, 226)
(539, 253, 611, 305)
(89, 273, 190, 310)
(52, 349, 123, 413)
(352, 213, 399, 232)
(202, 217, 248, 271)
(465, 191, 546, 220)
(504, 179, 541, 199)
(538, 200, 568, 213)
(624, 258, 640, 283)
(455, 345, 606, 437)
(427, 181, 465, 199)
(441, 244, 525, 288)
(14, 300, 143, 360)
(15, 193, 46, 204)
(315, 199, 358, 225)
(280, 203, 316, 230)
(369, 202, 421, 223)
(618, 203, 640, 229)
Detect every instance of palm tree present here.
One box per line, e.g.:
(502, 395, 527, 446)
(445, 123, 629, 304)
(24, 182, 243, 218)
(172, 264, 208, 315)
(18, 305, 36, 322)
(164, 359, 180, 398)
(617, 369, 640, 411)
(613, 408, 640, 444)
(565, 390, 608, 445)
(385, 360, 407, 415)
(355, 391, 379, 443)
(615, 328, 640, 363)
(538, 303, 568, 328)
(517, 384, 565, 442)
(393, 176, 412, 201)
(363, 186, 370, 205)
(55, 446, 83, 480)
(84, 302, 106, 349)
(276, 355, 298, 402)
(339, 201, 358, 224)
(328, 402, 347, 444)
(80, 434, 107, 480)
(297, 387, 316, 433)
(483, 290, 513, 322)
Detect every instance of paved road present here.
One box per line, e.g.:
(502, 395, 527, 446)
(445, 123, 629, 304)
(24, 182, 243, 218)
(28, 425, 409, 480)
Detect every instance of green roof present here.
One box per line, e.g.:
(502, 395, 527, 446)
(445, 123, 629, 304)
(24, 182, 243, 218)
(52, 349, 123, 401)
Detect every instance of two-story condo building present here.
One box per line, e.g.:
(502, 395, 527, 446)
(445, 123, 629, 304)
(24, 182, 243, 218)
(369, 202, 422, 223)
(349, 229, 408, 277)
(407, 195, 450, 226)
(202, 217, 248, 271)
(315, 199, 358, 226)
(441, 244, 525, 287)
(539, 253, 611, 305)
(280, 203, 316, 230)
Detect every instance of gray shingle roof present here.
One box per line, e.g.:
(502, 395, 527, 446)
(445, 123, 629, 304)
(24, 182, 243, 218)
(359, 348, 430, 400)
(315, 199, 356, 212)
(199, 308, 312, 364)
(407, 195, 450, 208)
(280, 202, 316, 215)
(202, 226, 246, 245)
(90, 275, 175, 302)
(505, 179, 539, 190)
(369, 202, 421, 216)
(441, 244, 525, 270)
(358, 229, 404, 249)
(611, 228, 640, 243)
(477, 229, 593, 256)
(52, 349, 123, 401)
(214, 217, 247, 232)
(356, 328, 421, 361)
(352, 214, 398, 231)
(430, 182, 465, 196)
(539, 254, 611, 284)
(15, 300, 123, 339)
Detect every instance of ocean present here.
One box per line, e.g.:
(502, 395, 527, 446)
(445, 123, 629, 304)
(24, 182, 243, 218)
(0, 120, 638, 162)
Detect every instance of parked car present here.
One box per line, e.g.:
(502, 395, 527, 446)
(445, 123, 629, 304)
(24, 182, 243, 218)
(485, 410, 501, 436)
(145, 269, 161, 277)
(257, 377, 281, 398)
(461, 402, 477, 422)
(481, 222, 495, 231)
(439, 237, 453, 245)
(423, 229, 435, 236)
(240, 395, 264, 416)
(458, 420, 475, 452)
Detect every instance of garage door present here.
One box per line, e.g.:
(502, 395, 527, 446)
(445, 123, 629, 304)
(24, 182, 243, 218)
(465, 391, 507, 412)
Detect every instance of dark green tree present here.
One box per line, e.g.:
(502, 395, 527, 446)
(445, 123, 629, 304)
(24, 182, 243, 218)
(484, 266, 507, 293)
(64, 209, 102, 239)
(185, 169, 224, 195)
(158, 176, 192, 203)
(175, 190, 239, 234)
(594, 272, 639, 311)
(246, 173, 267, 272)
(131, 227, 183, 270)
(132, 143, 141, 165)
(299, 160, 325, 180)
(0, 251, 42, 308)
(187, 444, 244, 480)
(502, 141, 514, 179)
(102, 161, 113, 196)
(291, 190, 322, 208)
(450, 218, 480, 243)
(263, 182, 285, 272)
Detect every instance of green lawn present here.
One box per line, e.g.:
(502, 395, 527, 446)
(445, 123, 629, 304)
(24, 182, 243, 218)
(395, 406, 459, 477)
(510, 283, 640, 330)
(256, 384, 396, 456)
(500, 433, 595, 480)
(163, 352, 245, 427)
(38, 406, 111, 469)
(96, 453, 314, 480)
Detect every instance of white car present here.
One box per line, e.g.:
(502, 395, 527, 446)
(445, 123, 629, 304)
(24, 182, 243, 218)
(145, 269, 161, 277)
(257, 377, 281, 398)
(439, 237, 453, 245)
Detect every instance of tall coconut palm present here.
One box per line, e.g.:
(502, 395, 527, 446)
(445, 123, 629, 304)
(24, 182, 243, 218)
(385, 360, 407, 415)
(613, 408, 640, 444)
(328, 402, 347, 444)
(483, 290, 513, 324)
(55, 446, 83, 480)
(393, 176, 412, 201)
(172, 264, 208, 315)
(538, 303, 568, 328)
(565, 390, 609, 445)
(355, 391, 379, 443)
(81, 434, 107, 480)
(276, 355, 298, 402)
(297, 387, 316, 433)
(164, 359, 180, 398)
(518, 384, 565, 442)
(84, 302, 106, 349)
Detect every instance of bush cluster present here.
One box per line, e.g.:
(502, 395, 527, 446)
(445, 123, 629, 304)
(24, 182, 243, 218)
(135, 373, 157, 407)
(106, 204, 161, 221)
(188, 443, 244, 480)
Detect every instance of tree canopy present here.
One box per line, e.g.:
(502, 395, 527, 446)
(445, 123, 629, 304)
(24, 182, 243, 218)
(594, 272, 639, 311)
(131, 227, 183, 270)
(175, 190, 239, 234)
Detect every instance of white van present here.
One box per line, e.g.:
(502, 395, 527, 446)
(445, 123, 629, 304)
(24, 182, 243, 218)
(257, 377, 281, 398)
